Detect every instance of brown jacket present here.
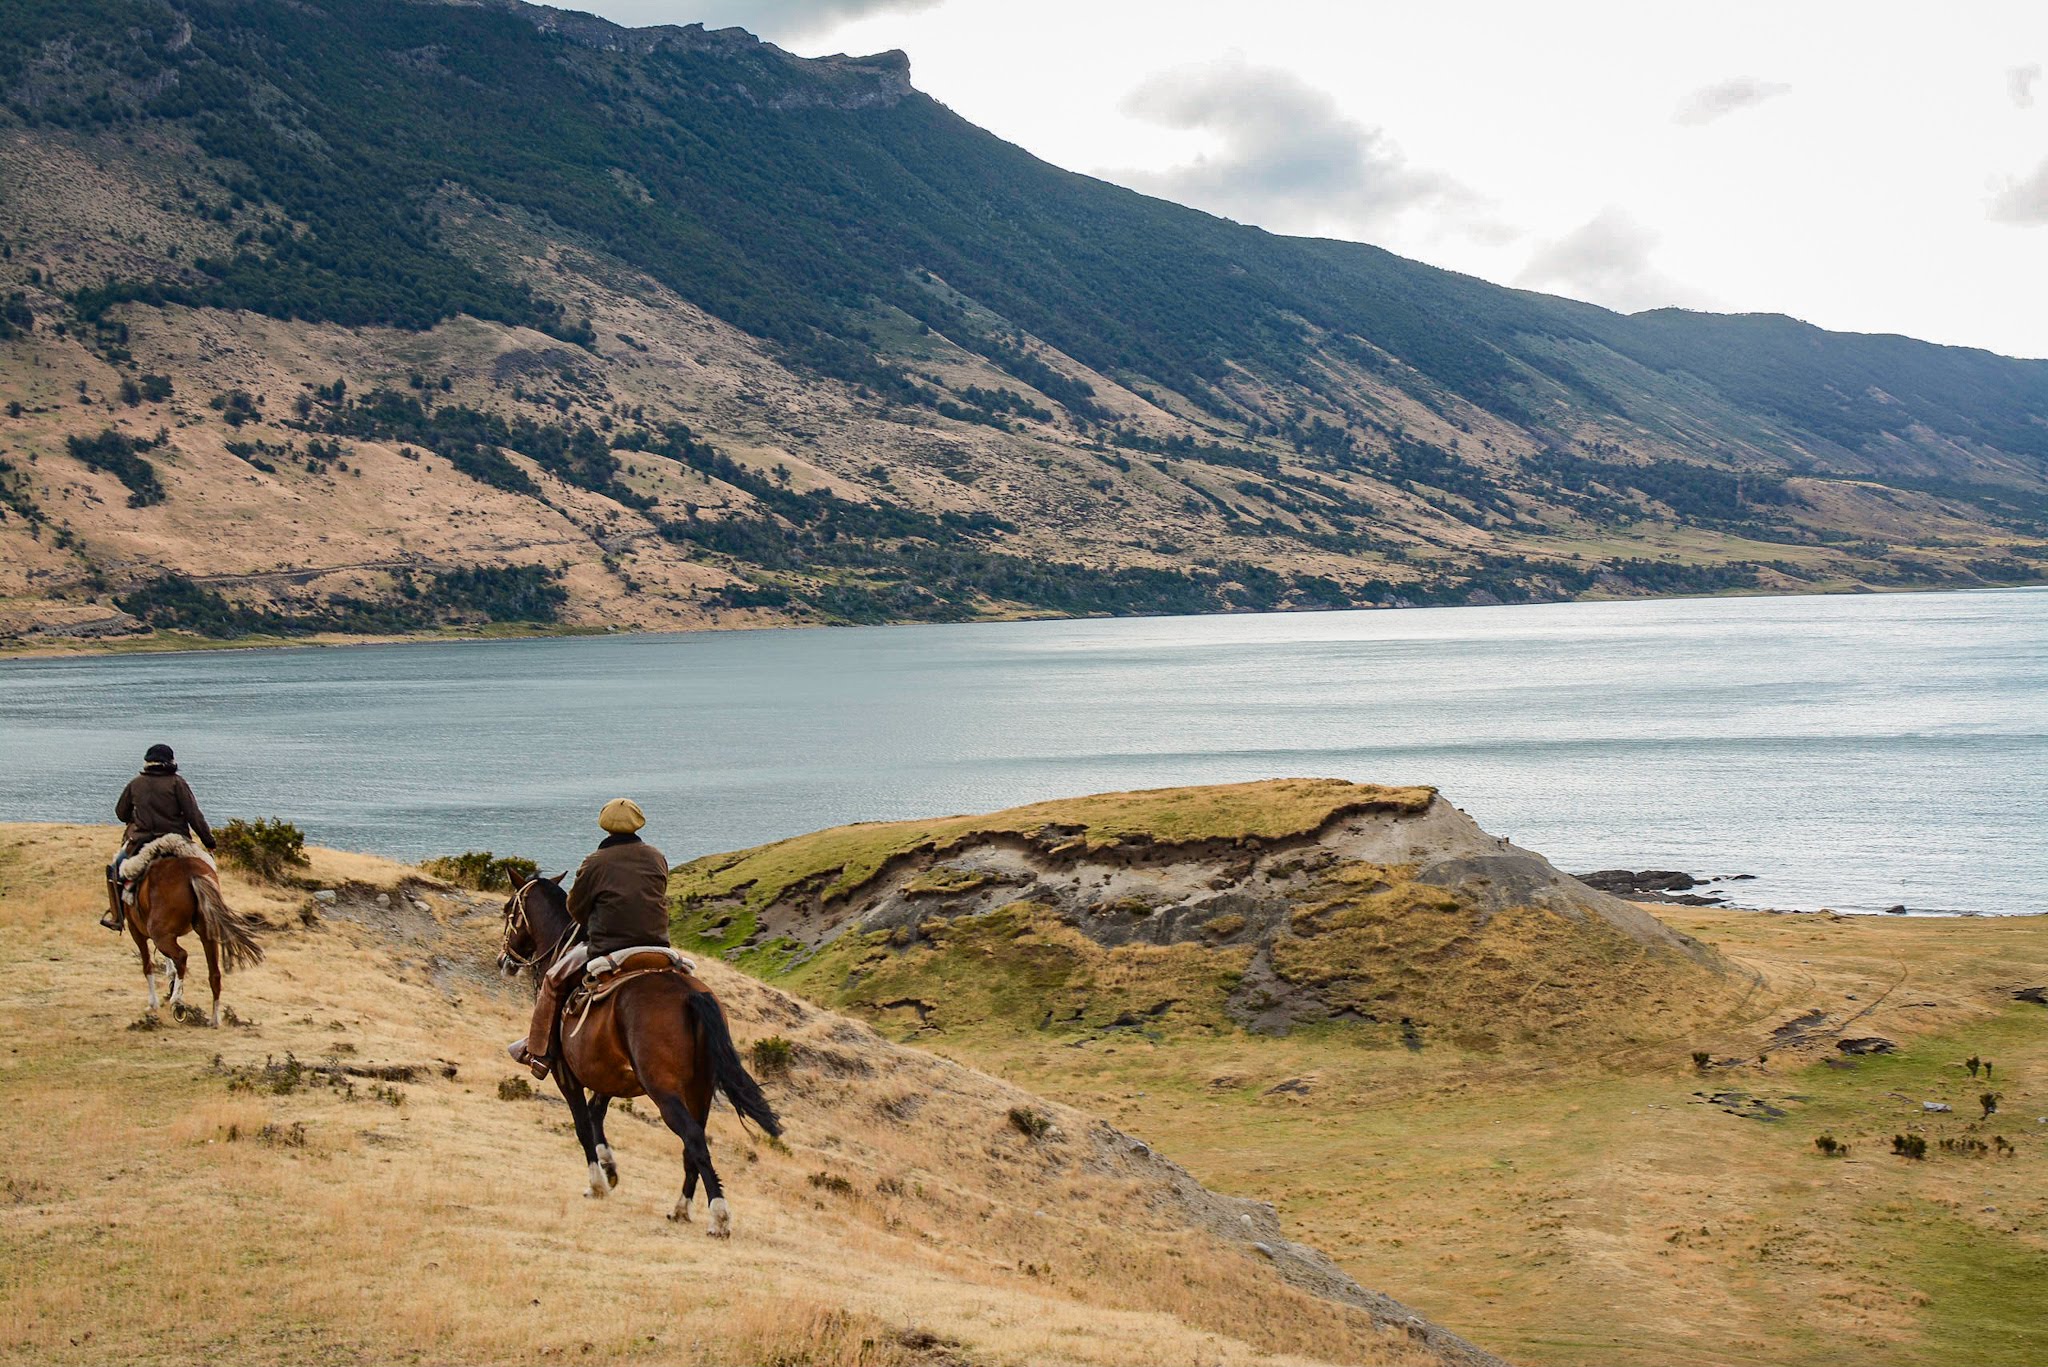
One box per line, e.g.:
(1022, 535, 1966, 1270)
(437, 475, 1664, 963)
(567, 834, 671, 956)
(115, 768, 215, 852)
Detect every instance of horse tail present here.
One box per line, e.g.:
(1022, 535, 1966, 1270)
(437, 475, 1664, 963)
(687, 989, 782, 1138)
(191, 872, 265, 972)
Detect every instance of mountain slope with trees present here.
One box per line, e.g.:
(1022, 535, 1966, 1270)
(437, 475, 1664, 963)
(0, 0, 2042, 644)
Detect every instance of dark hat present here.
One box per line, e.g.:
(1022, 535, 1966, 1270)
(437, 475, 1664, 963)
(144, 743, 175, 765)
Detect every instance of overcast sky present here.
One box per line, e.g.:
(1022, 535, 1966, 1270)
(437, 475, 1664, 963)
(584, 0, 2048, 359)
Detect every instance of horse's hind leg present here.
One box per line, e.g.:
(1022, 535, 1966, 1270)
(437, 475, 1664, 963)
(650, 1091, 727, 1237)
(589, 1094, 618, 1189)
(200, 931, 224, 1027)
(158, 939, 188, 1010)
(554, 1063, 607, 1200)
(670, 1163, 700, 1224)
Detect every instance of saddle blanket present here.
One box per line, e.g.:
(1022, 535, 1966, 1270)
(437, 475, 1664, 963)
(585, 946, 695, 976)
(119, 834, 216, 883)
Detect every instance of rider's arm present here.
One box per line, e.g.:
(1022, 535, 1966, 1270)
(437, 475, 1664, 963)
(176, 777, 217, 850)
(565, 856, 598, 924)
(115, 781, 134, 824)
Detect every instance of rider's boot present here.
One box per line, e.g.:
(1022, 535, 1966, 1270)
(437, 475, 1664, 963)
(101, 878, 124, 932)
(506, 1038, 550, 1080)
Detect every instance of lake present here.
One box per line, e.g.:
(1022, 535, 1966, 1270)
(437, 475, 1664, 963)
(2, 587, 2043, 915)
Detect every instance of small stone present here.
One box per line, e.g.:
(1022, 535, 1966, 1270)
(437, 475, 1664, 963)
(1885, 904, 1907, 915)
(412, 900, 432, 913)
(375, 893, 391, 907)
(313, 890, 337, 904)
(1250, 1242, 1275, 1258)
(1923, 1101, 1952, 1113)
(1125, 1139, 1150, 1157)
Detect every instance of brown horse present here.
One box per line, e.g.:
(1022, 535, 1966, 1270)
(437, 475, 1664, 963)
(498, 873, 780, 1235)
(124, 838, 264, 1025)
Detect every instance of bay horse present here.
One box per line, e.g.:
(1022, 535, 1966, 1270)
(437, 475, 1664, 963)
(123, 837, 264, 1025)
(497, 873, 780, 1236)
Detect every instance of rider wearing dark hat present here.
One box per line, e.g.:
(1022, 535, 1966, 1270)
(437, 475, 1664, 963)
(105, 744, 217, 931)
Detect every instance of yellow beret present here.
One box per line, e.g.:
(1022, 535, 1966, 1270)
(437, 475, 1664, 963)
(598, 798, 646, 834)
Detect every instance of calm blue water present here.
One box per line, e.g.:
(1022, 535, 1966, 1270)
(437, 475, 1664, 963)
(1, 588, 2042, 915)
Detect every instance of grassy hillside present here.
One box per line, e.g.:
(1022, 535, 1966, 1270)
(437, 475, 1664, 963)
(0, 822, 1501, 1366)
(674, 785, 2048, 1367)
(0, 0, 2043, 645)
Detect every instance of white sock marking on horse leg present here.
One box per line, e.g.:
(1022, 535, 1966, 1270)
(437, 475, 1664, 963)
(708, 1196, 732, 1238)
(211, 999, 222, 1028)
(669, 1185, 692, 1222)
(585, 1161, 608, 1199)
(166, 964, 182, 1007)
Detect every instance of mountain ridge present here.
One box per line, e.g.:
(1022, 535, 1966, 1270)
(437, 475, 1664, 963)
(0, 0, 2042, 645)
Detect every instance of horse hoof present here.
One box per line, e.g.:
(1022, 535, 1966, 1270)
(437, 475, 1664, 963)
(585, 1162, 609, 1199)
(668, 1207, 690, 1223)
(603, 1165, 619, 1190)
(707, 1197, 732, 1239)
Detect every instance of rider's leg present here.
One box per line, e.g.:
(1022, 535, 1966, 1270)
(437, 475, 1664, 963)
(101, 849, 126, 931)
(508, 944, 588, 1078)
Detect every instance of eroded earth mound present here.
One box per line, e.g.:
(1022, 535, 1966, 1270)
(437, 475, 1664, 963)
(675, 779, 1741, 1049)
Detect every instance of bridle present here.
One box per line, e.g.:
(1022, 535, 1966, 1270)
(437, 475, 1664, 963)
(499, 880, 576, 973)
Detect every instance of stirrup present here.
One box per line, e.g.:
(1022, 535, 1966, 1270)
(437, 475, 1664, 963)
(100, 908, 123, 932)
(507, 1040, 550, 1080)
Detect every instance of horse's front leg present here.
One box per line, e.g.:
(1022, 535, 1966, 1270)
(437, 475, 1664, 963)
(133, 928, 158, 1012)
(554, 1061, 607, 1200)
(589, 1094, 619, 1189)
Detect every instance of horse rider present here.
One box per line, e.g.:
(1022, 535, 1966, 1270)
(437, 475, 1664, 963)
(104, 743, 217, 932)
(509, 798, 671, 1079)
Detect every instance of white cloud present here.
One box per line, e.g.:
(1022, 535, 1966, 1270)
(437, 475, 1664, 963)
(2010, 63, 2042, 108)
(1516, 208, 1703, 312)
(1673, 77, 1793, 126)
(1110, 53, 1487, 238)
(1990, 156, 2048, 224)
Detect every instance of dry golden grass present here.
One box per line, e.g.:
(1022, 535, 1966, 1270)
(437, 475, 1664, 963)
(0, 824, 1461, 1367)
(1269, 863, 1738, 1050)
(903, 904, 2048, 1367)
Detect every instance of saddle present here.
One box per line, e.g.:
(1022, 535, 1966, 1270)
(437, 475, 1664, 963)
(119, 834, 215, 884)
(562, 947, 696, 1038)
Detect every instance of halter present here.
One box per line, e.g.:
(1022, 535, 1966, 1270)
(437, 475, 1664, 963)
(499, 880, 576, 972)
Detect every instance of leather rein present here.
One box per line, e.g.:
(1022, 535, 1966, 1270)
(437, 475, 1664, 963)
(500, 881, 578, 972)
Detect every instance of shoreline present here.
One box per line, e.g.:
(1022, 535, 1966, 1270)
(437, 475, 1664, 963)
(4, 579, 2042, 665)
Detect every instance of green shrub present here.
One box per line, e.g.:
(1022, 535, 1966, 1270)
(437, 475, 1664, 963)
(215, 817, 308, 882)
(749, 1035, 794, 1079)
(421, 851, 538, 891)
(1813, 1134, 1847, 1158)
(806, 1171, 854, 1197)
(496, 1076, 533, 1101)
(1007, 1106, 1053, 1141)
(1891, 1134, 1927, 1160)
